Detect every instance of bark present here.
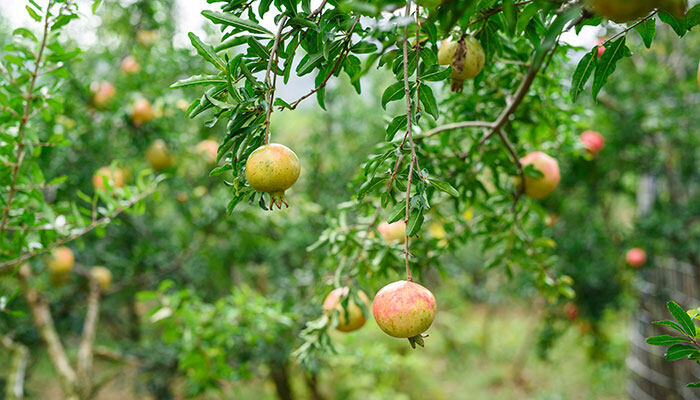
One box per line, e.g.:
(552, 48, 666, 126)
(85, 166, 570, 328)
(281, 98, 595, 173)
(77, 279, 101, 396)
(304, 372, 326, 400)
(268, 359, 295, 400)
(2, 336, 29, 400)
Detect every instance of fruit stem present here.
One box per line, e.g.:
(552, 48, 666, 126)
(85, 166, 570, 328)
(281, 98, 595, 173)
(263, 16, 289, 145)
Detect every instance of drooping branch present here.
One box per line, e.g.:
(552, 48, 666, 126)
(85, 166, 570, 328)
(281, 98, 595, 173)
(0, 0, 53, 234)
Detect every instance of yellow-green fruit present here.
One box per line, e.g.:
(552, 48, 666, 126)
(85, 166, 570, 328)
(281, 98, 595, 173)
(90, 266, 112, 291)
(48, 246, 75, 274)
(245, 143, 301, 209)
(377, 221, 406, 244)
(587, 0, 655, 22)
(438, 36, 485, 92)
(323, 287, 371, 332)
(146, 139, 174, 170)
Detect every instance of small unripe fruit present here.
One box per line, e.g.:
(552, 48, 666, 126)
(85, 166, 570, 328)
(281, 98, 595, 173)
(93, 167, 125, 191)
(518, 152, 561, 200)
(92, 81, 115, 107)
(564, 303, 579, 321)
(120, 56, 140, 74)
(146, 139, 174, 170)
(136, 30, 159, 46)
(89, 266, 112, 291)
(626, 248, 647, 268)
(373, 280, 436, 346)
(587, 0, 655, 22)
(323, 287, 371, 332)
(580, 130, 605, 157)
(196, 140, 219, 164)
(377, 221, 406, 244)
(438, 36, 485, 92)
(131, 98, 155, 126)
(48, 247, 75, 275)
(245, 143, 301, 209)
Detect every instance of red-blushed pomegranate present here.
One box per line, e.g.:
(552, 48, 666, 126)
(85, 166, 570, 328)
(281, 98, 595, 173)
(93, 166, 125, 191)
(121, 55, 140, 74)
(90, 266, 112, 291)
(596, 38, 607, 59)
(196, 139, 219, 164)
(131, 98, 155, 126)
(146, 139, 174, 170)
(323, 287, 371, 332)
(245, 143, 301, 209)
(580, 130, 605, 157)
(626, 248, 647, 268)
(517, 152, 561, 200)
(564, 303, 579, 321)
(373, 280, 436, 348)
(377, 220, 406, 244)
(437, 36, 485, 92)
(48, 246, 75, 274)
(92, 81, 115, 107)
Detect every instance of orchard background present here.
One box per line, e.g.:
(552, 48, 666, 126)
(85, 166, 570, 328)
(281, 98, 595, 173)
(2, 0, 700, 399)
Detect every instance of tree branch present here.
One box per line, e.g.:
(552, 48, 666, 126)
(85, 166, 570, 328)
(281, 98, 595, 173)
(76, 278, 101, 386)
(263, 16, 289, 144)
(1, 335, 29, 400)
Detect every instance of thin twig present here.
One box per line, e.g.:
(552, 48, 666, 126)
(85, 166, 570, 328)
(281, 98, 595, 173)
(263, 16, 289, 144)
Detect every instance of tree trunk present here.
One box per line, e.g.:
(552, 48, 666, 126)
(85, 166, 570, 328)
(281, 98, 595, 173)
(2, 336, 29, 400)
(268, 360, 295, 400)
(304, 372, 326, 400)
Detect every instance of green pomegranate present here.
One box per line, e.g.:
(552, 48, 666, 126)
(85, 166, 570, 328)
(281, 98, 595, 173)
(245, 143, 301, 209)
(587, 0, 656, 22)
(438, 35, 485, 92)
(323, 287, 371, 332)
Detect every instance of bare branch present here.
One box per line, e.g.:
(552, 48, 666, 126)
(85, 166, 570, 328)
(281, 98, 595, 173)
(263, 16, 290, 144)
(77, 279, 101, 385)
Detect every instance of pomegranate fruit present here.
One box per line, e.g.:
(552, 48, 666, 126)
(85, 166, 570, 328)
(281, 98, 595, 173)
(136, 30, 159, 46)
(580, 130, 605, 157)
(90, 266, 112, 291)
(373, 280, 436, 348)
(93, 166, 125, 191)
(48, 246, 75, 274)
(146, 139, 174, 170)
(131, 98, 155, 126)
(626, 247, 647, 268)
(323, 287, 370, 332)
(245, 143, 301, 209)
(120, 55, 140, 74)
(564, 303, 579, 321)
(196, 139, 219, 164)
(587, 0, 655, 22)
(438, 35, 485, 92)
(377, 220, 406, 244)
(92, 81, 115, 107)
(517, 152, 560, 200)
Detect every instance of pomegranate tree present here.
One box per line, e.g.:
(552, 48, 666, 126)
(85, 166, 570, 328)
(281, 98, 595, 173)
(323, 287, 370, 332)
(518, 152, 560, 200)
(626, 248, 647, 268)
(437, 35, 485, 92)
(580, 130, 605, 157)
(373, 280, 436, 348)
(245, 143, 301, 209)
(377, 220, 406, 244)
(146, 139, 174, 170)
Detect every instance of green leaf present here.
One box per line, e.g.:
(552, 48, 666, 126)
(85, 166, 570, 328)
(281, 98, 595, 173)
(592, 36, 631, 100)
(288, 16, 318, 32)
(570, 49, 596, 102)
(418, 85, 439, 120)
(188, 33, 226, 71)
(170, 75, 226, 89)
(687, 382, 700, 388)
(665, 344, 697, 361)
(428, 178, 459, 198)
(668, 301, 697, 337)
(420, 65, 451, 81)
(381, 81, 404, 109)
(296, 53, 324, 76)
(653, 320, 686, 334)
(201, 10, 272, 36)
(388, 202, 406, 224)
(502, 0, 517, 35)
(357, 177, 388, 200)
(406, 208, 424, 237)
(92, 0, 103, 13)
(25, 6, 41, 22)
(634, 18, 656, 48)
(350, 42, 378, 54)
(646, 335, 691, 346)
(386, 115, 407, 141)
(659, 11, 687, 37)
(247, 37, 270, 59)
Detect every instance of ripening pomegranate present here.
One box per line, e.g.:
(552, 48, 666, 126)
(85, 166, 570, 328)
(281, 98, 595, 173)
(587, 0, 655, 22)
(564, 303, 579, 321)
(196, 139, 219, 164)
(93, 166, 125, 191)
(120, 55, 140, 74)
(48, 246, 75, 274)
(90, 266, 112, 291)
(580, 130, 605, 157)
(323, 287, 371, 332)
(131, 98, 155, 126)
(245, 143, 301, 209)
(373, 280, 436, 348)
(626, 247, 647, 268)
(377, 221, 406, 244)
(517, 152, 561, 200)
(438, 35, 485, 92)
(92, 81, 115, 107)
(146, 139, 174, 170)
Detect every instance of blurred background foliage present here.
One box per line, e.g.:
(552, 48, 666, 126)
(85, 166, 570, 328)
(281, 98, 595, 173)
(1, 0, 700, 399)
